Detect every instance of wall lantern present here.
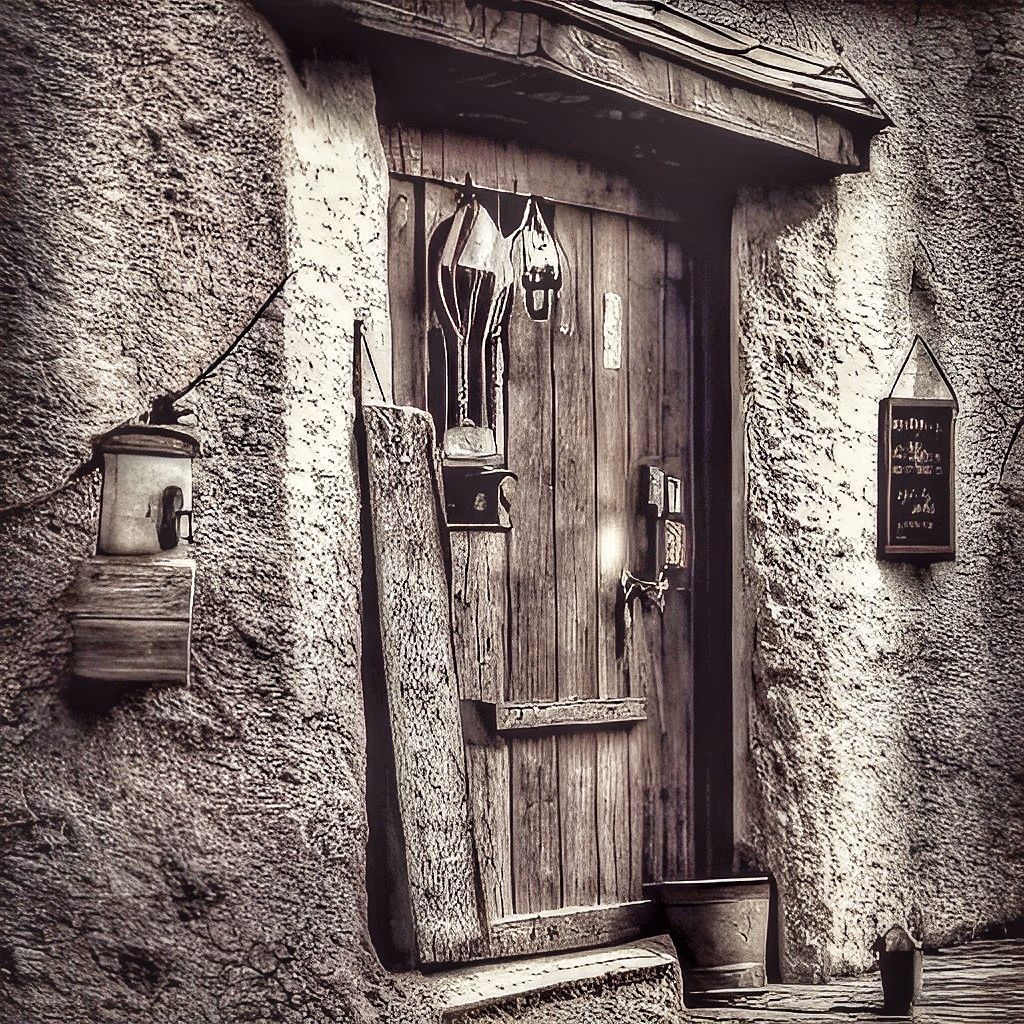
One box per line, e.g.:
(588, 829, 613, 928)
(67, 423, 200, 688)
(96, 424, 199, 555)
(430, 176, 517, 530)
(59, 272, 293, 691)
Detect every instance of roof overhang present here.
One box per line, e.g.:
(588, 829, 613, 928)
(259, 0, 889, 189)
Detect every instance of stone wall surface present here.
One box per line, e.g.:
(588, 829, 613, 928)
(680, 0, 1024, 982)
(3, 0, 1024, 1020)
(0, 2, 439, 1021)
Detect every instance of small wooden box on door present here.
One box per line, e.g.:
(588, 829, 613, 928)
(384, 124, 696, 961)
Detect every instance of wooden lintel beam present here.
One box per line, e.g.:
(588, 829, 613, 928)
(310, 0, 868, 172)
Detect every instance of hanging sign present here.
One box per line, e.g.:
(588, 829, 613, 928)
(878, 398, 955, 560)
(877, 336, 958, 562)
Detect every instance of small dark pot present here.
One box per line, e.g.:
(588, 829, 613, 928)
(645, 877, 770, 996)
(879, 949, 923, 1015)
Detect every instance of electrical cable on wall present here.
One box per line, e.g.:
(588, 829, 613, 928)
(0, 271, 296, 521)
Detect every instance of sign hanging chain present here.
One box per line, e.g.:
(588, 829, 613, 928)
(887, 333, 960, 413)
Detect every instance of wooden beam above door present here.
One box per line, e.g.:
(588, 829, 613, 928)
(258, 0, 887, 183)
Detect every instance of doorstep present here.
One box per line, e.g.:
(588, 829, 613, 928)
(428, 934, 684, 1022)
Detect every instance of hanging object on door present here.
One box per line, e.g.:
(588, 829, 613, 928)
(430, 175, 517, 529)
(511, 196, 562, 322)
(877, 334, 958, 562)
(619, 464, 688, 639)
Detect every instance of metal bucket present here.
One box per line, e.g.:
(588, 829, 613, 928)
(646, 877, 770, 995)
(879, 949, 923, 1015)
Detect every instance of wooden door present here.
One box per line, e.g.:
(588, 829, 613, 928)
(384, 126, 694, 961)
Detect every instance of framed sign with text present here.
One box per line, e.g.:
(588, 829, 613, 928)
(877, 397, 956, 561)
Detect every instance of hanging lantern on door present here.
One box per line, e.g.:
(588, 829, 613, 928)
(68, 423, 200, 688)
(431, 175, 516, 530)
(512, 196, 561, 322)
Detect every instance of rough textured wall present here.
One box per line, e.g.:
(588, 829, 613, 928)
(683, 0, 1024, 982)
(0, 3, 433, 1021)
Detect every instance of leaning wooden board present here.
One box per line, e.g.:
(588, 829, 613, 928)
(362, 403, 484, 964)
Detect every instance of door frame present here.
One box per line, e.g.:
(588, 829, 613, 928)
(365, 121, 737, 967)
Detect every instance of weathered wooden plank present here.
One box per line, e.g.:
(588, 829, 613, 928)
(628, 602, 664, 887)
(590, 210, 633, 906)
(534, 16, 844, 165)
(518, 10, 541, 56)
(387, 177, 422, 408)
(510, 734, 561, 913)
(595, 729, 632, 904)
(437, 0, 486, 44)
(557, 730, 598, 907)
(487, 900, 656, 959)
(591, 211, 629, 700)
(628, 219, 665, 473)
(441, 130, 498, 189)
(815, 112, 860, 167)
(503, 176, 561, 920)
(335, 0, 875, 171)
(342, 0, 881, 118)
(496, 697, 645, 731)
(701, 75, 822, 156)
(505, 197, 556, 703)
(362, 403, 484, 963)
(628, 222, 668, 890)
(421, 127, 445, 181)
(550, 202, 601, 910)
(394, 127, 682, 222)
(538, 19, 667, 105)
(450, 531, 508, 704)
(482, 5, 522, 55)
(70, 617, 192, 686)
(466, 739, 513, 924)
(661, 240, 694, 877)
(500, 142, 681, 223)
(382, 122, 423, 177)
(67, 556, 194, 619)
(551, 202, 597, 700)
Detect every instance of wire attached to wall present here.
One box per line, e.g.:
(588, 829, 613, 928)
(886, 334, 960, 413)
(147, 270, 296, 425)
(0, 271, 296, 521)
(1000, 416, 1024, 484)
(0, 458, 100, 520)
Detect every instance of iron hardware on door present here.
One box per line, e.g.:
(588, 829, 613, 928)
(620, 464, 687, 629)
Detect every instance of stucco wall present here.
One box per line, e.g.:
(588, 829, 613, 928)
(4, 0, 1024, 1018)
(680, 0, 1024, 981)
(0, 3, 434, 1021)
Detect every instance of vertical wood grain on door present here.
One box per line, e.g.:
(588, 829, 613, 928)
(552, 204, 599, 909)
(383, 131, 694, 957)
(505, 193, 561, 911)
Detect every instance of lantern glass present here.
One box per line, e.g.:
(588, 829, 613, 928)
(95, 426, 199, 556)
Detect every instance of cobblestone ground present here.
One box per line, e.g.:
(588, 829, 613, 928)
(686, 940, 1024, 1023)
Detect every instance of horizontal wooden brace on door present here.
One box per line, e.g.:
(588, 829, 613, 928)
(493, 696, 646, 732)
(486, 900, 656, 959)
